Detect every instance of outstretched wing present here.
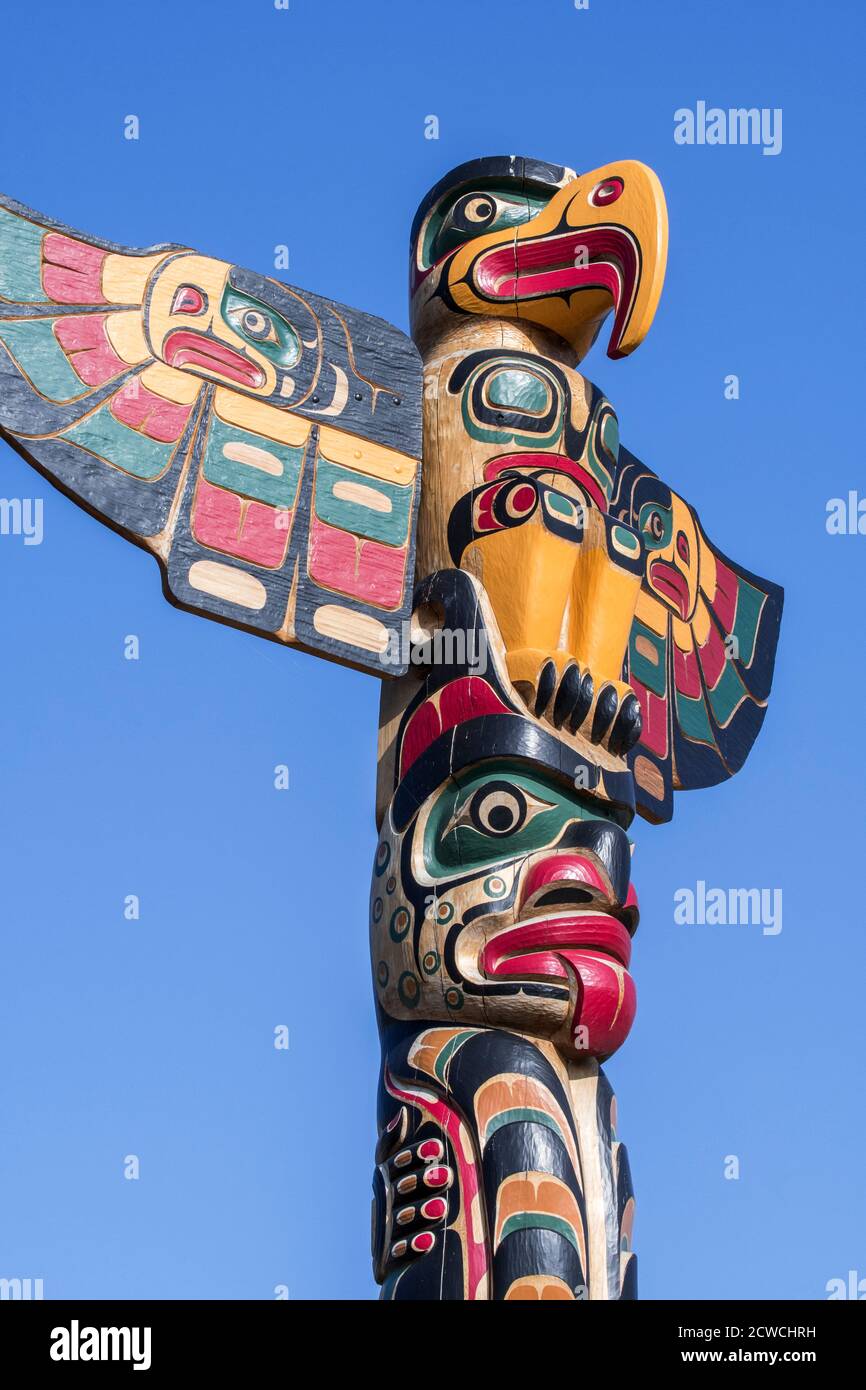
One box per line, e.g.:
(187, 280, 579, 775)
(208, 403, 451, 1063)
(0, 195, 422, 674)
(610, 447, 783, 823)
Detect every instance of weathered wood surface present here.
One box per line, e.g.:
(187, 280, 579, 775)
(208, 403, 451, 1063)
(0, 195, 423, 674)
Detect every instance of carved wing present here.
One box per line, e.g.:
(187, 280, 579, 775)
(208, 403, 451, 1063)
(610, 447, 783, 823)
(0, 195, 422, 674)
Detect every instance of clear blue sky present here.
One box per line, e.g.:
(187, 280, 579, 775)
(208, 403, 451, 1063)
(1, 0, 863, 1300)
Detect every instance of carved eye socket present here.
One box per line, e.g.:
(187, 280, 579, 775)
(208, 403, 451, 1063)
(590, 177, 624, 208)
(444, 780, 555, 842)
(459, 194, 497, 226)
(172, 285, 207, 315)
(645, 509, 665, 541)
(471, 785, 528, 836)
(236, 308, 278, 344)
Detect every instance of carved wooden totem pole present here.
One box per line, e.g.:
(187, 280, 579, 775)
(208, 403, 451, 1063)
(0, 156, 782, 1300)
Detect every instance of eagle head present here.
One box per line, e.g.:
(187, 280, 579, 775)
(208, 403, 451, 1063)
(410, 155, 668, 364)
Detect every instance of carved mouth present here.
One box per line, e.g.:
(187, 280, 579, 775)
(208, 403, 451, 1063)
(163, 329, 265, 388)
(649, 558, 691, 619)
(472, 226, 640, 356)
(480, 911, 633, 982)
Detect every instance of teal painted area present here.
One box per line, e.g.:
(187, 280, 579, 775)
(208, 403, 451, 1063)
(63, 404, 173, 481)
(630, 622, 667, 697)
(220, 286, 300, 369)
(611, 523, 640, 556)
(731, 575, 763, 666)
(0, 317, 84, 401)
(706, 656, 748, 727)
(424, 184, 552, 265)
(0, 206, 45, 302)
(424, 757, 615, 877)
(315, 457, 412, 544)
(203, 414, 303, 508)
(675, 687, 714, 743)
(487, 368, 550, 413)
(499, 1211, 580, 1254)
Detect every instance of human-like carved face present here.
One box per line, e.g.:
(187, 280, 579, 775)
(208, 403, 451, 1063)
(637, 489, 700, 623)
(371, 758, 638, 1060)
(146, 254, 320, 402)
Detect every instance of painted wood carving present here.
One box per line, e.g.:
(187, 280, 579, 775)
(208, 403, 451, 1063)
(0, 155, 783, 1300)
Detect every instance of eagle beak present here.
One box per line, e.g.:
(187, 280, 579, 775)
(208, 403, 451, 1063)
(447, 160, 668, 362)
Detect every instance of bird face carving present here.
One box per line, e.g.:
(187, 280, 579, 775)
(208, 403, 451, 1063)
(410, 155, 668, 362)
(637, 487, 700, 623)
(146, 254, 321, 402)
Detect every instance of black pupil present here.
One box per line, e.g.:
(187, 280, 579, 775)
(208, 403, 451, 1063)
(487, 804, 514, 831)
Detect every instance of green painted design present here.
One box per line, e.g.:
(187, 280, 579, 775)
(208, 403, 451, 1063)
(487, 368, 550, 414)
(705, 656, 749, 728)
(203, 414, 303, 509)
(220, 285, 300, 369)
(461, 363, 561, 449)
(375, 841, 391, 875)
(611, 524, 640, 556)
(630, 621, 667, 698)
(445, 987, 464, 1010)
(377, 960, 389, 987)
(424, 757, 615, 877)
(397, 971, 420, 1009)
(0, 318, 87, 402)
(389, 906, 411, 942)
(421, 950, 440, 975)
(482, 874, 508, 898)
(484, 1107, 567, 1148)
(315, 458, 412, 545)
(499, 1211, 580, 1254)
(63, 404, 173, 481)
(638, 499, 673, 552)
(674, 687, 714, 743)
(0, 207, 45, 302)
(431, 1029, 479, 1083)
(730, 575, 764, 667)
(434, 900, 455, 924)
(372, 897, 384, 923)
(545, 491, 579, 519)
(423, 185, 553, 265)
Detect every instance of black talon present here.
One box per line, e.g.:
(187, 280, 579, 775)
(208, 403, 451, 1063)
(590, 684, 619, 744)
(609, 694, 643, 756)
(568, 671, 594, 733)
(553, 663, 582, 728)
(534, 660, 557, 717)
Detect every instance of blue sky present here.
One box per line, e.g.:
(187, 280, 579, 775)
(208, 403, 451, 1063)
(0, 0, 863, 1300)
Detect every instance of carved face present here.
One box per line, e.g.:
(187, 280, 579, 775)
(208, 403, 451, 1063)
(637, 489, 700, 622)
(371, 757, 638, 1060)
(146, 254, 320, 402)
(410, 155, 668, 363)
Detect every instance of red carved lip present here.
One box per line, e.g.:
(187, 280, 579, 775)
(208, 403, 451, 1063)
(163, 329, 265, 388)
(484, 453, 608, 513)
(649, 558, 690, 619)
(480, 912, 632, 982)
(472, 226, 639, 356)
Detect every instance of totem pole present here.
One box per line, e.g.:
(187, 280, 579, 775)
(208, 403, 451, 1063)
(0, 155, 782, 1301)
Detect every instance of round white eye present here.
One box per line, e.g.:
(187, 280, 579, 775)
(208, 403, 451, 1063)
(464, 196, 495, 224)
(471, 784, 527, 837)
(242, 310, 270, 338)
